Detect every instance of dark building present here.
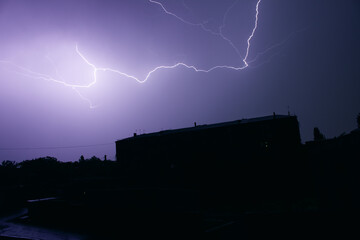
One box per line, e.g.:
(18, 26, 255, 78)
(115, 114, 303, 210)
(116, 114, 301, 169)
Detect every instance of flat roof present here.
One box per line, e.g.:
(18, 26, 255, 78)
(116, 114, 296, 143)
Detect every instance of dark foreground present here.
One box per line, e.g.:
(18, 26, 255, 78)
(1, 126, 360, 239)
(1, 207, 359, 240)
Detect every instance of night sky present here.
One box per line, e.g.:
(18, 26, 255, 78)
(0, 0, 359, 162)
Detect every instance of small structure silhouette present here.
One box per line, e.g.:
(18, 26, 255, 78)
(313, 127, 325, 141)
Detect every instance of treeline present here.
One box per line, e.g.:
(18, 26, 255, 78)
(0, 156, 121, 211)
(0, 156, 119, 184)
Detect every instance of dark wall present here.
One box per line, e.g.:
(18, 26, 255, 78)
(116, 116, 301, 169)
(115, 116, 304, 211)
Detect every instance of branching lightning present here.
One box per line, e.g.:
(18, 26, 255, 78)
(247, 27, 307, 66)
(152, 0, 244, 61)
(0, 0, 262, 108)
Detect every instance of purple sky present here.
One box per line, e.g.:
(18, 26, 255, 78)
(0, 0, 359, 162)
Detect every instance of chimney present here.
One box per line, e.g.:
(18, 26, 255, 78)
(104, 155, 107, 161)
(273, 112, 276, 119)
(133, 133, 137, 137)
(194, 122, 197, 127)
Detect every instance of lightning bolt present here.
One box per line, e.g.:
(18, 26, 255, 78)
(0, 0, 262, 108)
(149, 0, 248, 60)
(247, 27, 307, 66)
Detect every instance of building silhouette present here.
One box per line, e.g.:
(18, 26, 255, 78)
(116, 114, 301, 171)
(115, 114, 303, 211)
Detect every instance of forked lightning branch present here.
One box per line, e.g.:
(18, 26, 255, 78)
(0, 0, 262, 108)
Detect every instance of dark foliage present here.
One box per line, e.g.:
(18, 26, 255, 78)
(0, 156, 119, 210)
(1, 160, 17, 169)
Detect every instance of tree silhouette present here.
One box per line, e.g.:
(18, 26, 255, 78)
(313, 127, 325, 141)
(1, 160, 17, 169)
(88, 156, 101, 162)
